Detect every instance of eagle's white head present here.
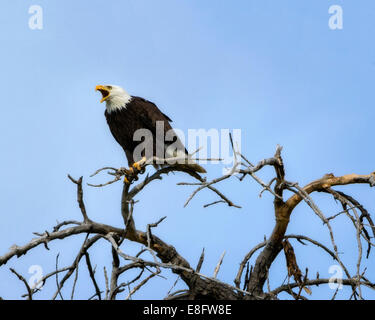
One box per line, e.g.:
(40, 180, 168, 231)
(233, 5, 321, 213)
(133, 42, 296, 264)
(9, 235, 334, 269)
(95, 84, 132, 113)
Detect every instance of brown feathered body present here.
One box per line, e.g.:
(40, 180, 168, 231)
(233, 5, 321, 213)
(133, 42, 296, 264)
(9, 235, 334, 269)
(105, 96, 206, 173)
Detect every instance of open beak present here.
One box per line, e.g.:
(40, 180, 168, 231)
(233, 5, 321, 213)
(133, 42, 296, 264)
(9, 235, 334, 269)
(95, 85, 111, 103)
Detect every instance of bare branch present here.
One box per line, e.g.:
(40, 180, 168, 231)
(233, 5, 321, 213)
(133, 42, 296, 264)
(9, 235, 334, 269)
(84, 252, 102, 300)
(272, 278, 375, 296)
(2, 146, 375, 301)
(196, 248, 205, 273)
(125, 270, 161, 300)
(67, 175, 90, 223)
(10, 268, 33, 300)
(213, 251, 226, 278)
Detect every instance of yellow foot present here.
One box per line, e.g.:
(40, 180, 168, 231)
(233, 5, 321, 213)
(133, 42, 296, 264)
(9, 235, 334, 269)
(122, 159, 147, 185)
(119, 167, 134, 176)
(121, 167, 134, 185)
(132, 157, 147, 171)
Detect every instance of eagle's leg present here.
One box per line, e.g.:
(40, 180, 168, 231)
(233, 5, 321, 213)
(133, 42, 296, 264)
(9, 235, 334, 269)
(123, 168, 138, 184)
(121, 157, 147, 185)
(118, 167, 135, 184)
(132, 157, 147, 172)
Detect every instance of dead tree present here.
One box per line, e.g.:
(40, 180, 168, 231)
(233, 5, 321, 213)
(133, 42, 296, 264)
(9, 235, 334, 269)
(1, 146, 374, 300)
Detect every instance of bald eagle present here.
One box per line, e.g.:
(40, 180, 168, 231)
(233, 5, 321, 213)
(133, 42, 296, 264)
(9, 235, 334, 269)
(95, 85, 206, 178)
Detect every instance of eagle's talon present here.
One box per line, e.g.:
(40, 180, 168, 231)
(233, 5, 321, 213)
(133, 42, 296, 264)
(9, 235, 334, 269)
(133, 162, 142, 172)
(122, 166, 141, 184)
(132, 157, 147, 172)
(118, 167, 133, 176)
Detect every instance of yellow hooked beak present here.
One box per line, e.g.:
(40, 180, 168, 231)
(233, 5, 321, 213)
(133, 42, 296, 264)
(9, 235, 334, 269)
(95, 85, 111, 103)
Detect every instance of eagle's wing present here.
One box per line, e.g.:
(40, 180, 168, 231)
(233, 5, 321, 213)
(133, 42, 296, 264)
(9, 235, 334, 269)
(129, 97, 170, 127)
(128, 97, 206, 173)
(130, 97, 188, 157)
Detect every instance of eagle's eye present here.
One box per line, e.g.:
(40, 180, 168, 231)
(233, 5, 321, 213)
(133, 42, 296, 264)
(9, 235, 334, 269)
(107, 85, 112, 90)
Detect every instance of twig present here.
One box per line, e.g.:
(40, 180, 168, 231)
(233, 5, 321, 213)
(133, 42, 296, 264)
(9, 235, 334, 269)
(125, 270, 161, 300)
(55, 254, 64, 300)
(10, 268, 33, 300)
(196, 248, 205, 272)
(84, 252, 102, 300)
(104, 267, 109, 300)
(67, 175, 90, 222)
(213, 251, 226, 278)
(70, 262, 79, 300)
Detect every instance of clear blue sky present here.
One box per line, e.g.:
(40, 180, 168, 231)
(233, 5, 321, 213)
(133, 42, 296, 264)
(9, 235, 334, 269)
(0, 0, 374, 299)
